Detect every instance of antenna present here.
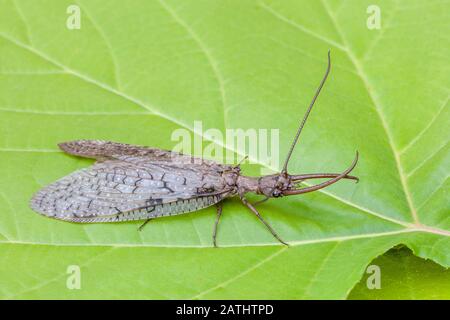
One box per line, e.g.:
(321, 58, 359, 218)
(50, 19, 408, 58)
(281, 50, 332, 175)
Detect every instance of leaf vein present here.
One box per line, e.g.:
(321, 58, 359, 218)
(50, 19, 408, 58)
(157, 0, 228, 129)
(75, 0, 122, 90)
(400, 95, 449, 155)
(258, 1, 346, 52)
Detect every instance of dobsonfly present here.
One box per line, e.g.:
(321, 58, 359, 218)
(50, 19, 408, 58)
(30, 51, 358, 246)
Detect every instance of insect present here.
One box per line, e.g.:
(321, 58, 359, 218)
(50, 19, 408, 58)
(30, 51, 358, 246)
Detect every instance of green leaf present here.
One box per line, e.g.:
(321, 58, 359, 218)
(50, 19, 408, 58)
(0, 0, 448, 299)
(349, 247, 450, 299)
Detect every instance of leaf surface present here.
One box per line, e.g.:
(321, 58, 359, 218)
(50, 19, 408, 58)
(349, 247, 450, 299)
(0, 0, 448, 299)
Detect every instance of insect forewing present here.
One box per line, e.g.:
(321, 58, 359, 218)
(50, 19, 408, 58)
(30, 141, 233, 222)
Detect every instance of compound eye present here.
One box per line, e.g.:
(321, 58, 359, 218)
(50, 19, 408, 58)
(272, 189, 282, 198)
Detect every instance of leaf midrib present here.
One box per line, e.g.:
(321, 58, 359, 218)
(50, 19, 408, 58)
(0, 228, 444, 248)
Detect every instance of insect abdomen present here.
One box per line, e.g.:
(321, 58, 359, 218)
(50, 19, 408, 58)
(65, 195, 223, 223)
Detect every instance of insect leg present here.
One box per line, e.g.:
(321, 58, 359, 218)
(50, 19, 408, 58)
(212, 202, 223, 248)
(137, 206, 156, 231)
(138, 218, 153, 231)
(252, 196, 269, 206)
(240, 196, 289, 246)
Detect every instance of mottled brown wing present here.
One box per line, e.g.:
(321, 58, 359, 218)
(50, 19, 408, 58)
(30, 159, 233, 222)
(30, 140, 234, 222)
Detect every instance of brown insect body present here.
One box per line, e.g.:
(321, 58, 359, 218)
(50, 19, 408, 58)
(30, 51, 359, 246)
